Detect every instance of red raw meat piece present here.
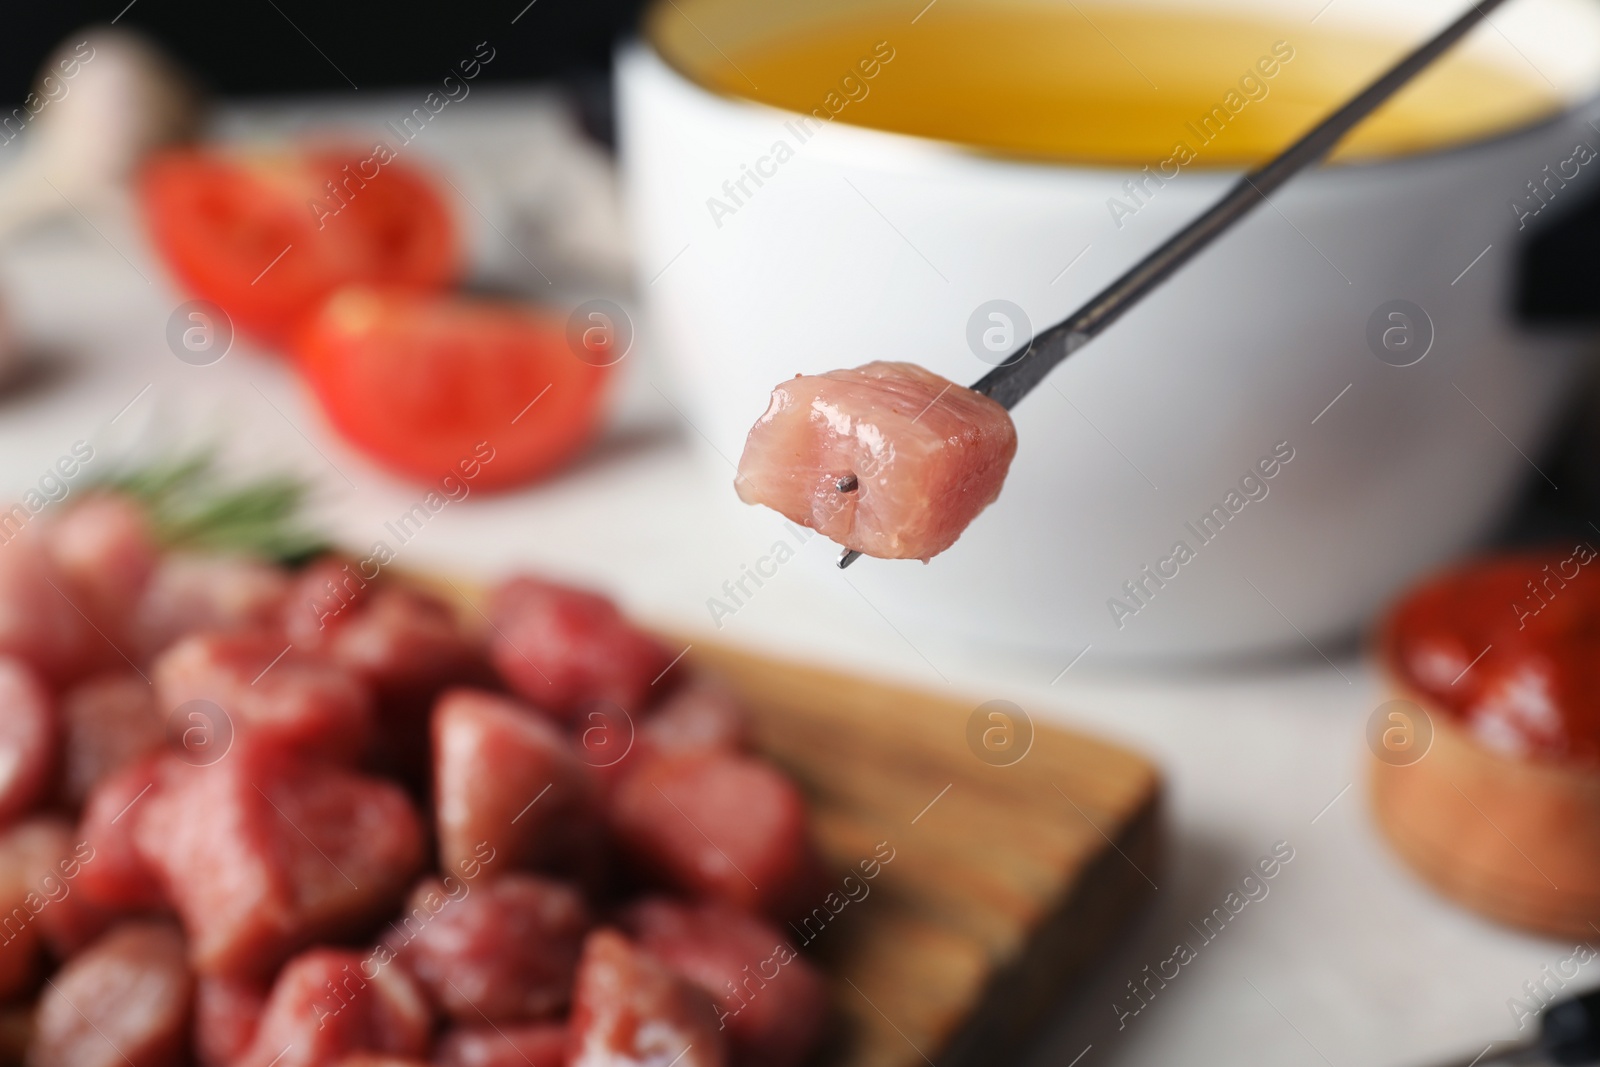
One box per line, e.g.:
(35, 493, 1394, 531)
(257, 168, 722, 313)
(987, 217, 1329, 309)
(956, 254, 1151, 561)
(235, 948, 431, 1067)
(59, 671, 162, 806)
(3, 816, 114, 960)
(283, 557, 376, 652)
(27, 922, 194, 1067)
(486, 577, 672, 719)
(575, 700, 652, 799)
(388, 873, 589, 1023)
(435, 1023, 568, 1067)
(590, 677, 749, 798)
(194, 975, 268, 1067)
(330, 588, 489, 694)
(610, 752, 821, 920)
(134, 552, 291, 659)
(570, 929, 726, 1067)
(433, 689, 600, 878)
(0, 657, 54, 827)
(134, 742, 424, 979)
(37, 891, 115, 963)
(38, 917, 114, 975)
(332, 1058, 431, 1067)
(642, 677, 749, 757)
(331, 587, 493, 781)
(0, 818, 85, 998)
(623, 898, 827, 1067)
(153, 631, 373, 762)
(0, 535, 109, 681)
(579, 675, 745, 799)
(735, 361, 1017, 561)
(77, 758, 167, 912)
(47, 494, 158, 627)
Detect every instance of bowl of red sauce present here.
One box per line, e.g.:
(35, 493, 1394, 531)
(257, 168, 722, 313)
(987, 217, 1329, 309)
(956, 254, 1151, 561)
(1373, 543, 1600, 936)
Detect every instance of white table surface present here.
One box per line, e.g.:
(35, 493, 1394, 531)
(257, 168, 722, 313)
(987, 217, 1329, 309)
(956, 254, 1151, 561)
(0, 89, 1583, 1067)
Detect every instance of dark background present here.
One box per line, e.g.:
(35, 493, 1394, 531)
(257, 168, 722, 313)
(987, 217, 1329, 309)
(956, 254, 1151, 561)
(0, 0, 650, 104)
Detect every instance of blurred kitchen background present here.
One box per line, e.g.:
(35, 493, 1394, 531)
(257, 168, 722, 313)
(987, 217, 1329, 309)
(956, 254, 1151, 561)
(0, 3, 643, 102)
(5, 0, 1600, 1064)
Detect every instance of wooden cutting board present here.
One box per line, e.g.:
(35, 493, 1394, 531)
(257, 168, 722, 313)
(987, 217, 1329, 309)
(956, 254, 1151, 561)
(0, 593, 1160, 1067)
(684, 637, 1162, 1067)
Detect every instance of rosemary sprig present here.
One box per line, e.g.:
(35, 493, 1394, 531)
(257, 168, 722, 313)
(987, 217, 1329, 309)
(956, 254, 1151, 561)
(96, 453, 329, 565)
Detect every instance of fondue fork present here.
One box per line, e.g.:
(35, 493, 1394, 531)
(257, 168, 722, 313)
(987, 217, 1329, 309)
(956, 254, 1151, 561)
(838, 0, 1512, 568)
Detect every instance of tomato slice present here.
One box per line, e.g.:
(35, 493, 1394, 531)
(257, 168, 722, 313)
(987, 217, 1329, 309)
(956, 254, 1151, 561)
(139, 147, 460, 346)
(296, 288, 611, 491)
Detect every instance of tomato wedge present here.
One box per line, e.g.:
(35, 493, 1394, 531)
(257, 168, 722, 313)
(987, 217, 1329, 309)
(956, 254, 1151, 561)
(140, 147, 460, 346)
(296, 288, 611, 490)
